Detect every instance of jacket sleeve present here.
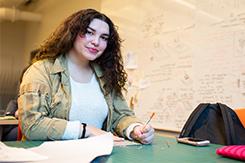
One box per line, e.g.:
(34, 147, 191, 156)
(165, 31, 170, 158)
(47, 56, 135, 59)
(111, 92, 142, 137)
(18, 62, 67, 140)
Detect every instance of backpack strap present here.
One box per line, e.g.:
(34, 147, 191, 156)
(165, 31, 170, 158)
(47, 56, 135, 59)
(179, 103, 209, 137)
(218, 103, 236, 145)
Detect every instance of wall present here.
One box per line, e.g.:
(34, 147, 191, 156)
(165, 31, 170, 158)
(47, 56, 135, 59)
(0, 21, 27, 111)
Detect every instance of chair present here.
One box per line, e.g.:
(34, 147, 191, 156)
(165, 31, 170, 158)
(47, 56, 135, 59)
(2, 99, 18, 141)
(234, 108, 245, 128)
(2, 125, 18, 141)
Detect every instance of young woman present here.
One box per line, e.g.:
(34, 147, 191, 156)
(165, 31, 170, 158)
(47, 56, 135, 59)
(18, 9, 154, 144)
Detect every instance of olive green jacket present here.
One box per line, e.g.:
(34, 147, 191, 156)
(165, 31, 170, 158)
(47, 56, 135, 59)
(18, 54, 140, 140)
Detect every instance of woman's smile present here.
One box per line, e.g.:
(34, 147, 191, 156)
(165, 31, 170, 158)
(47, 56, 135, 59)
(87, 47, 99, 54)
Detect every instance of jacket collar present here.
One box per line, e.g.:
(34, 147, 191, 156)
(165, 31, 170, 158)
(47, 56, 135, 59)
(90, 62, 104, 78)
(50, 54, 104, 78)
(50, 54, 67, 75)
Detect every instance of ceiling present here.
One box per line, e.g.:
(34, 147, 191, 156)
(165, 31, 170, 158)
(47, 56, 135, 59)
(0, 0, 34, 8)
(0, 0, 22, 7)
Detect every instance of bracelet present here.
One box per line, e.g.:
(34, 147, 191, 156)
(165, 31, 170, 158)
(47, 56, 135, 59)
(81, 123, 87, 138)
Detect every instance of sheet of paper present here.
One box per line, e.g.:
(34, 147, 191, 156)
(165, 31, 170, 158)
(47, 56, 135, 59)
(114, 140, 141, 146)
(29, 132, 113, 163)
(0, 142, 48, 162)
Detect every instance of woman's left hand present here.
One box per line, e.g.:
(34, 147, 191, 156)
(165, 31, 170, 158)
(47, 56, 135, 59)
(130, 125, 154, 144)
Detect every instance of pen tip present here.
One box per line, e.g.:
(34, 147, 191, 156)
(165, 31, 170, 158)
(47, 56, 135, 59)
(151, 112, 155, 118)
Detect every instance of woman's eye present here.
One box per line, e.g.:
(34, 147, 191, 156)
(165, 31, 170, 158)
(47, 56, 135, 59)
(101, 36, 108, 41)
(86, 30, 93, 35)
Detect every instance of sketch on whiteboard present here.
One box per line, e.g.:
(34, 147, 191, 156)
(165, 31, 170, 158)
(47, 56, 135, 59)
(234, 31, 245, 56)
(125, 51, 138, 70)
(141, 13, 165, 38)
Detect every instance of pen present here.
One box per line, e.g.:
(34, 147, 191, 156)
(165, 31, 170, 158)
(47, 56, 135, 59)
(142, 112, 155, 130)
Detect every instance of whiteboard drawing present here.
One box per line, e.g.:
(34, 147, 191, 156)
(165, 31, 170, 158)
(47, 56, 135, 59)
(234, 31, 245, 56)
(125, 51, 138, 70)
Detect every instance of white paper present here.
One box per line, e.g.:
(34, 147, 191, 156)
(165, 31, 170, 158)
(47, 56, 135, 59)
(29, 133, 113, 163)
(114, 140, 141, 146)
(0, 142, 48, 162)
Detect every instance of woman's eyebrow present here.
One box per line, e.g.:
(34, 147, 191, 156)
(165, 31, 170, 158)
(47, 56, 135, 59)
(87, 26, 95, 32)
(87, 26, 109, 36)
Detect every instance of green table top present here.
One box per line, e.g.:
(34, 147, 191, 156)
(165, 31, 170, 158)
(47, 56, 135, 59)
(3, 134, 243, 163)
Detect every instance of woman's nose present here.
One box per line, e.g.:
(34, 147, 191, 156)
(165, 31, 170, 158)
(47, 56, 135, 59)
(91, 36, 99, 46)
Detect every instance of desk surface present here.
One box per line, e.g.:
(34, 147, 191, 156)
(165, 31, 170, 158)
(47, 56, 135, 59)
(3, 134, 243, 163)
(0, 119, 18, 125)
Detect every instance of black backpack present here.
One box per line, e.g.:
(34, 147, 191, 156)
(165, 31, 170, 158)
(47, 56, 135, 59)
(179, 103, 245, 145)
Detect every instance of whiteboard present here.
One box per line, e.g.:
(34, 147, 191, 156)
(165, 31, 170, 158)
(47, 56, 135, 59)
(101, 0, 245, 131)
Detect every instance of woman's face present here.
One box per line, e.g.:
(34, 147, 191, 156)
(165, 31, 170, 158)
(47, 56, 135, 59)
(71, 18, 109, 62)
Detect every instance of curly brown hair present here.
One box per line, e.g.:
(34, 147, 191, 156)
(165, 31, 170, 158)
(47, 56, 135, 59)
(34, 9, 127, 95)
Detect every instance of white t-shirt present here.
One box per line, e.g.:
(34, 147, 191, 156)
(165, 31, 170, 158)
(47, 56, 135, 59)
(62, 74, 108, 139)
(69, 74, 108, 128)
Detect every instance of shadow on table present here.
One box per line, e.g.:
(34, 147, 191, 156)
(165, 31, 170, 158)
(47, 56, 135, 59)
(91, 155, 110, 163)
